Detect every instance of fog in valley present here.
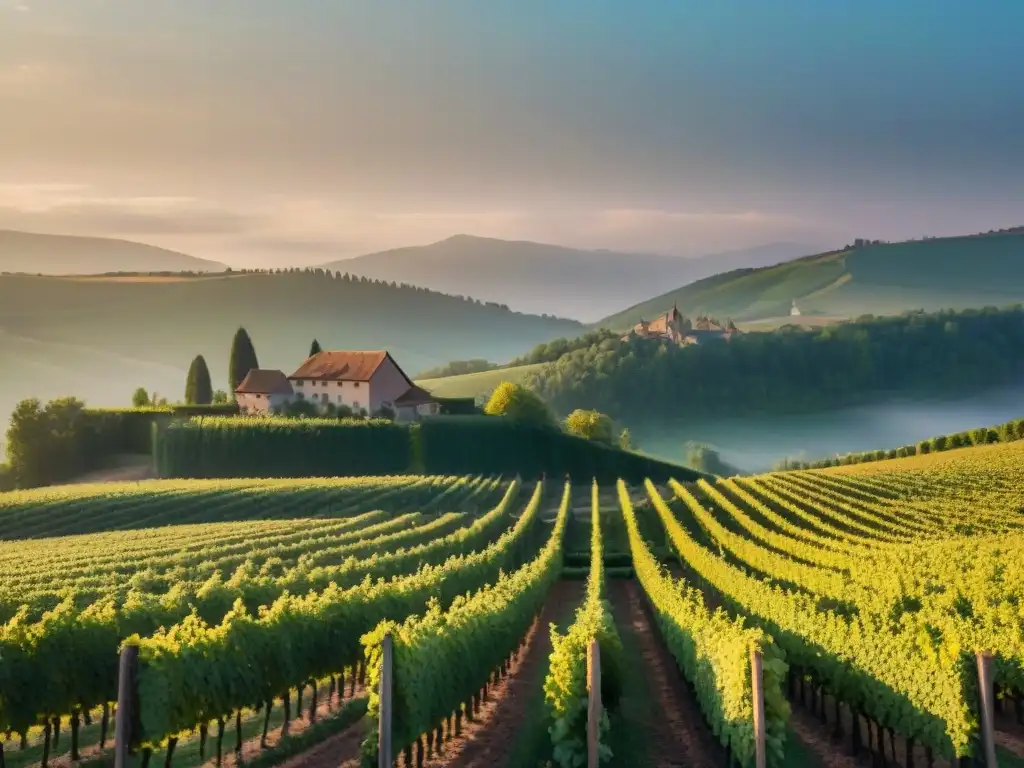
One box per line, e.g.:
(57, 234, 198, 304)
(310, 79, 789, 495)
(635, 385, 1024, 473)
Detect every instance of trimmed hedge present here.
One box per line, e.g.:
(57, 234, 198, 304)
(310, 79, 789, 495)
(777, 415, 1024, 470)
(155, 417, 413, 478)
(435, 396, 480, 416)
(153, 414, 701, 482)
(416, 416, 700, 484)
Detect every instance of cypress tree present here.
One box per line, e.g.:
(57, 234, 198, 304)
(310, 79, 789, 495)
(309, 338, 322, 357)
(228, 327, 259, 391)
(185, 355, 214, 405)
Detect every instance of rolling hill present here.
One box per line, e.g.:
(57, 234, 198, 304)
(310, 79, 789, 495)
(0, 229, 227, 274)
(415, 363, 545, 400)
(324, 235, 817, 321)
(598, 231, 1024, 330)
(0, 271, 583, 431)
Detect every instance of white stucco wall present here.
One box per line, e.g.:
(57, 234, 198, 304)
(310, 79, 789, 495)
(292, 378, 371, 412)
(368, 357, 413, 412)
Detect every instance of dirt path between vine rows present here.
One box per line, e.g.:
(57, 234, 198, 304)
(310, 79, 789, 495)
(276, 717, 368, 768)
(423, 579, 585, 768)
(607, 579, 727, 768)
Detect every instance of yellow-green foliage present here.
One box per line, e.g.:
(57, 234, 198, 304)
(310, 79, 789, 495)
(622, 480, 790, 767)
(483, 381, 556, 427)
(545, 482, 623, 767)
(645, 479, 978, 759)
(360, 482, 571, 762)
(563, 409, 614, 445)
(0, 476, 523, 739)
(122, 480, 546, 749)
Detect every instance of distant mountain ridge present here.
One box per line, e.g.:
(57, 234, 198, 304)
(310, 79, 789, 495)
(322, 235, 818, 321)
(598, 230, 1024, 330)
(0, 230, 226, 275)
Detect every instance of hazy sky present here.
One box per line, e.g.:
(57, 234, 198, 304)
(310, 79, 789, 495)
(2, 0, 1023, 267)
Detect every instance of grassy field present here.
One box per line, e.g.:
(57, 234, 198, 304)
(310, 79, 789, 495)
(416, 361, 545, 399)
(3, 442, 1024, 767)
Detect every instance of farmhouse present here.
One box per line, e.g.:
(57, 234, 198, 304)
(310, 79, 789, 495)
(234, 349, 442, 421)
(235, 369, 295, 414)
(623, 304, 738, 345)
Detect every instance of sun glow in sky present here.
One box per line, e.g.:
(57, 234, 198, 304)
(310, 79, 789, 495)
(2, 0, 1022, 265)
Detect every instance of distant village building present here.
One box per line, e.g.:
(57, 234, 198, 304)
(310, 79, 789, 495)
(853, 238, 886, 248)
(623, 304, 737, 345)
(234, 349, 441, 421)
(790, 299, 802, 317)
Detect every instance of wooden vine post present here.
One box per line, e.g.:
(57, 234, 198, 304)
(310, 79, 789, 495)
(587, 639, 602, 768)
(378, 634, 394, 768)
(115, 645, 140, 768)
(976, 651, 997, 768)
(750, 648, 767, 768)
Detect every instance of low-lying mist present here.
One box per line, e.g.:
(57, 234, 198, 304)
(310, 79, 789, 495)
(634, 385, 1024, 474)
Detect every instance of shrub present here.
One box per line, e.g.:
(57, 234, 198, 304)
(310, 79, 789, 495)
(564, 409, 615, 445)
(483, 382, 557, 427)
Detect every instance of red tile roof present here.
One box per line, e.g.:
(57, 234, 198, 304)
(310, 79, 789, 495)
(235, 369, 294, 394)
(289, 350, 389, 382)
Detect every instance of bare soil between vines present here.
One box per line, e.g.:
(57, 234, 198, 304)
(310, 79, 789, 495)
(421, 578, 585, 768)
(607, 578, 726, 768)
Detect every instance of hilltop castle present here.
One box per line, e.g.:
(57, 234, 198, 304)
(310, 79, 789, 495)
(623, 304, 737, 345)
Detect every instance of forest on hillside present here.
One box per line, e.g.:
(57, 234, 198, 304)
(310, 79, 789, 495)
(526, 306, 1024, 424)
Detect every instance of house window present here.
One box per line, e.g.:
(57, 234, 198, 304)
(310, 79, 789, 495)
(354, 382, 360, 388)
(296, 392, 304, 400)
(338, 395, 344, 403)
(295, 380, 303, 387)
